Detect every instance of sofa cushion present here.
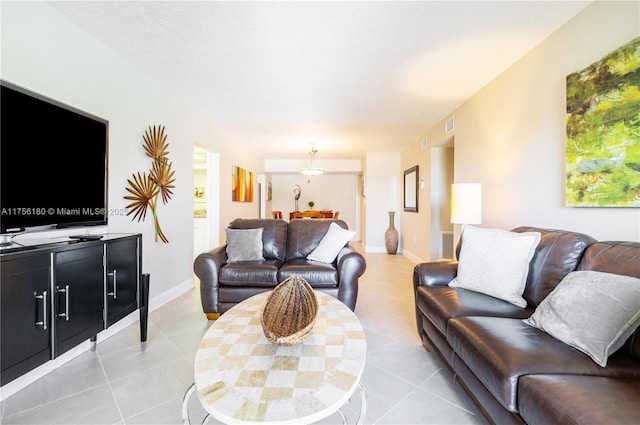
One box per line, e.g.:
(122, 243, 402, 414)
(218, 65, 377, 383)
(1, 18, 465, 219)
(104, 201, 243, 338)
(219, 260, 282, 287)
(228, 218, 288, 261)
(225, 228, 264, 262)
(449, 225, 541, 308)
(451, 354, 524, 425)
(219, 287, 273, 304)
(420, 314, 455, 368)
(286, 219, 349, 260)
(578, 241, 640, 361)
(446, 316, 636, 413)
(512, 227, 596, 307)
(524, 270, 640, 367)
(577, 241, 640, 278)
(518, 375, 640, 425)
(279, 259, 338, 288)
(416, 285, 532, 335)
(307, 222, 355, 263)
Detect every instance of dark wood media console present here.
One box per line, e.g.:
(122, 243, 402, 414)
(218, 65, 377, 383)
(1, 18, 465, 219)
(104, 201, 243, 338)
(0, 233, 144, 386)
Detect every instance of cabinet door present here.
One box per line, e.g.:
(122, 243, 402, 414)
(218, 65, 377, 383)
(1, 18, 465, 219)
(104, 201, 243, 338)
(0, 254, 51, 385)
(106, 237, 139, 327)
(54, 246, 104, 357)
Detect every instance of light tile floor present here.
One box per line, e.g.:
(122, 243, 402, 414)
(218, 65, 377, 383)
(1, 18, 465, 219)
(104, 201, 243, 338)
(1, 245, 479, 424)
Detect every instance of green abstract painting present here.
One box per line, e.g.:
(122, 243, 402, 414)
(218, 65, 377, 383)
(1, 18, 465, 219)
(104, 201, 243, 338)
(566, 36, 640, 207)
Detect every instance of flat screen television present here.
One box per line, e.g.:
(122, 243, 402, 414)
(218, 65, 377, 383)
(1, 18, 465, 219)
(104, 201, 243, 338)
(0, 80, 108, 235)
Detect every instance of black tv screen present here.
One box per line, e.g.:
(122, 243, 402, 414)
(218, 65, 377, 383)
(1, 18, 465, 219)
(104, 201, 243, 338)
(0, 80, 108, 234)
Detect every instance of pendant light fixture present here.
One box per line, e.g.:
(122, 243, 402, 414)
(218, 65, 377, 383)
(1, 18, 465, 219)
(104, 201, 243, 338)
(300, 146, 324, 176)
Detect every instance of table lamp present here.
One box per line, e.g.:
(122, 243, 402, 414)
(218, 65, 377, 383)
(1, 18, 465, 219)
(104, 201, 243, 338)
(451, 183, 482, 225)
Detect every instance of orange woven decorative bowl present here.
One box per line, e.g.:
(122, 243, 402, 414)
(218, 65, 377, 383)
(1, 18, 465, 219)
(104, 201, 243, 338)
(261, 276, 318, 346)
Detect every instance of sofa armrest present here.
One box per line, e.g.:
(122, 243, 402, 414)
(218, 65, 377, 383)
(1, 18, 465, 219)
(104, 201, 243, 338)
(413, 260, 458, 342)
(336, 246, 367, 311)
(193, 245, 228, 314)
(413, 260, 458, 290)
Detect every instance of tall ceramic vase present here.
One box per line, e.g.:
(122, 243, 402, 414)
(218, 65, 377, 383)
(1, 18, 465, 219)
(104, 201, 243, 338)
(385, 211, 399, 255)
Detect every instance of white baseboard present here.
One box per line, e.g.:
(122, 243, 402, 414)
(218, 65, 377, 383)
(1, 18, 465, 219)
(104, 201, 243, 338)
(148, 277, 194, 313)
(400, 249, 425, 264)
(0, 277, 195, 401)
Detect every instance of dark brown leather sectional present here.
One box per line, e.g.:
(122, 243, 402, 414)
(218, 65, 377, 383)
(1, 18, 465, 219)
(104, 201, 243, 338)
(413, 226, 640, 424)
(195, 218, 366, 318)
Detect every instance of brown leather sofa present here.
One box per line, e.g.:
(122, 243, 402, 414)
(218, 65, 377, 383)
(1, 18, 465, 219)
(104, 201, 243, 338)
(195, 218, 366, 319)
(413, 226, 640, 425)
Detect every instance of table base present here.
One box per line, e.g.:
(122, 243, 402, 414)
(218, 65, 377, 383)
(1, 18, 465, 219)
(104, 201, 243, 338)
(182, 382, 367, 425)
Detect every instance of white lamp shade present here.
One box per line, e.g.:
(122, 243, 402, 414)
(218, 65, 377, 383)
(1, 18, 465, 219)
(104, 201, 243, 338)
(451, 183, 482, 224)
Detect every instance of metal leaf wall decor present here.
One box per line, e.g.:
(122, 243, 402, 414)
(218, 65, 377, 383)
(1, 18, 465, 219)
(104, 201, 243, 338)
(124, 125, 176, 243)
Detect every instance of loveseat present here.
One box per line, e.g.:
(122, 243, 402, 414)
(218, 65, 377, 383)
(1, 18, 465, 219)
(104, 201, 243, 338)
(413, 226, 640, 425)
(194, 218, 366, 319)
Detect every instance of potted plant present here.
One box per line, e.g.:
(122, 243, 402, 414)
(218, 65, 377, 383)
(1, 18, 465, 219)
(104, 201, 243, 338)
(308, 201, 315, 210)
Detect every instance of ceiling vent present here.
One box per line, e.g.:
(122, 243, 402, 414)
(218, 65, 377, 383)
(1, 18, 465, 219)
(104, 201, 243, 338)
(445, 117, 455, 134)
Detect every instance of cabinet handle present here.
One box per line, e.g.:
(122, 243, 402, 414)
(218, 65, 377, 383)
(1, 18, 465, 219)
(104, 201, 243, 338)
(34, 290, 48, 330)
(107, 270, 117, 299)
(56, 285, 70, 321)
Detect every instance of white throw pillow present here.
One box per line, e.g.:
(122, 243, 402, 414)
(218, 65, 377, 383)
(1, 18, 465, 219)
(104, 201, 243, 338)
(225, 228, 265, 262)
(524, 271, 640, 367)
(449, 225, 541, 308)
(307, 222, 356, 263)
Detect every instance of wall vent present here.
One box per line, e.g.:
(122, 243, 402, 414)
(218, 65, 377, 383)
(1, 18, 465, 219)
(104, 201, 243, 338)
(420, 138, 428, 150)
(440, 231, 454, 259)
(445, 117, 455, 134)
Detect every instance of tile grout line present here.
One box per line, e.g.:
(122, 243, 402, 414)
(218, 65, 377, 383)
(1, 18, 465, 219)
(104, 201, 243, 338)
(149, 317, 179, 352)
(115, 359, 201, 423)
(1, 381, 109, 421)
(96, 348, 127, 424)
(112, 318, 198, 423)
(147, 315, 203, 364)
(422, 386, 476, 415)
(371, 385, 422, 425)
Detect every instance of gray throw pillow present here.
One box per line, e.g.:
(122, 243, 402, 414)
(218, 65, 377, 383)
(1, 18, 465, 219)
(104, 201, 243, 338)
(449, 225, 541, 307)
(225, 228, 264, 262)
(524, 270, 640, 367)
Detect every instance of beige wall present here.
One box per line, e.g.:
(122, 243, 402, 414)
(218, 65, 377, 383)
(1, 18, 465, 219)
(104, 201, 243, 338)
(2, 2, 265, 299)
(403, 0, 640, 259)
(364, 152, 401, 252)
(400, 142, 430, 260)
(430, 146, 454, 259)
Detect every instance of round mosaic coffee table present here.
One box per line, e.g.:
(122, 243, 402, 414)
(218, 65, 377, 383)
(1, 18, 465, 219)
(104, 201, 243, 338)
(182, 291, 367, 424)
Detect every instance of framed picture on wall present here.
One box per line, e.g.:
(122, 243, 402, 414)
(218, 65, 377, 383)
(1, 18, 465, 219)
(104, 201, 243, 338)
(565, 36, 640, 207)
(232, 165, 254, 202)
(404, 165, 418, 212)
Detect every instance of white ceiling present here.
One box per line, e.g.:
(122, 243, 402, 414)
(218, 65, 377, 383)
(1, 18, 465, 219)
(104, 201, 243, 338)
(49, 1, 590, 160)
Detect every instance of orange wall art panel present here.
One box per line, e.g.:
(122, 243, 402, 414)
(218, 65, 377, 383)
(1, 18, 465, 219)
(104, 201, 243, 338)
(232, 165, 254, 202)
